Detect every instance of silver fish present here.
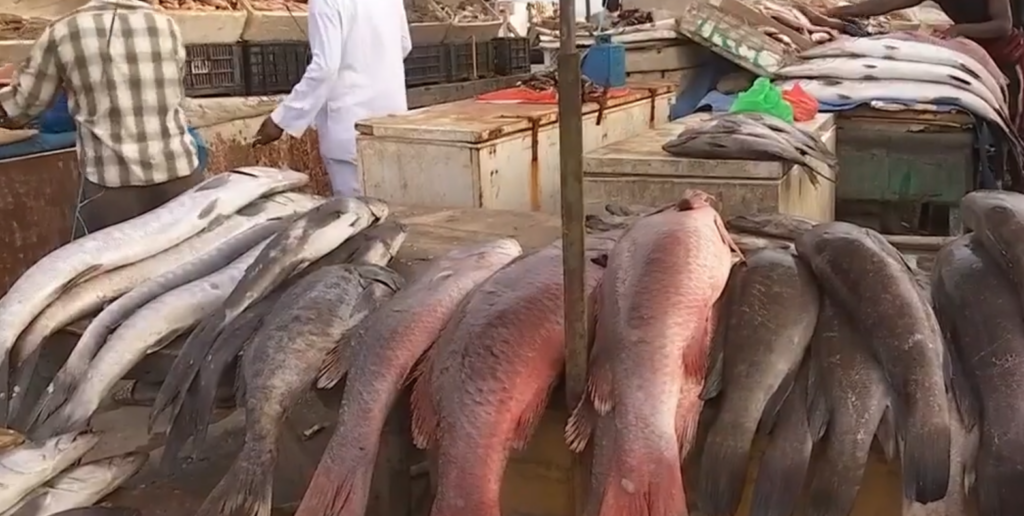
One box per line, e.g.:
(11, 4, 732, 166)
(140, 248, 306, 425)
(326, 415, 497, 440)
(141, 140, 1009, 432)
(663, 131, 833, 185)
(800, 37, 1006, 109)
(3, 452, 147, 516)
(150, 196, 388, 431)
(0, 168, 309, 425)
(692, 114, 838, 172)
(0, 432, 100, 513)
(29, 236, 278, 439)
(195, 263, 403, 516)
(26, 220, 289, 435)
(8, 193, 321, 423)
(776, 56, 1007, 114)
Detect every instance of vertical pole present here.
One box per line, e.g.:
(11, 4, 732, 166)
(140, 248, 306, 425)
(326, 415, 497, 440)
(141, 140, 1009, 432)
(557, 0, 588, 515)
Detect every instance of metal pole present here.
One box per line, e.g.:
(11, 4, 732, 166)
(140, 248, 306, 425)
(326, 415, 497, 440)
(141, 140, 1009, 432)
(557, 0, 588, 514)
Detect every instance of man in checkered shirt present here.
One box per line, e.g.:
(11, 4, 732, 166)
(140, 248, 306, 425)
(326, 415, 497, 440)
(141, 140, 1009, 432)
(0, 0, 202, 236)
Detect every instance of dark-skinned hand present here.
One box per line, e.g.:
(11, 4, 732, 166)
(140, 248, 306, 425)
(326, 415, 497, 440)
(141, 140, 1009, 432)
(252, 116, 284, 148)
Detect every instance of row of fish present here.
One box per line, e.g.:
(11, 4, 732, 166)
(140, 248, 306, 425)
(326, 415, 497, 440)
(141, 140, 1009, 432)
(662, 112, 837, 186)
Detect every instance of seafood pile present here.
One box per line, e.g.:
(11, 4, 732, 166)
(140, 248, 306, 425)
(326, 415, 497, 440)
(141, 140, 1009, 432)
(440, 0, 500, 23)
(149, 0, 246, 11)
(775, 34, 1024, 187)
(408, 0, 452, 23)
(244, 0, 308, 13)
(519, 70, 609, 104)
(0, 14, 49, 40)
(662, 112, 837, 187)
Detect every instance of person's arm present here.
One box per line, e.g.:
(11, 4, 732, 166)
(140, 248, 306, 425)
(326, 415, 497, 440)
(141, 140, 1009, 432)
(944, 0, 1013, 39)
(827, 0, 924, 18)
(269, 0, 344, 137)
(0, 25, 62, 123)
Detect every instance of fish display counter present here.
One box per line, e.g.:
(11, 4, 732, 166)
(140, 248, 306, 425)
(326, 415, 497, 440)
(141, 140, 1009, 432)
(355, 81, 676, 214)
(581, 111, 838, 221)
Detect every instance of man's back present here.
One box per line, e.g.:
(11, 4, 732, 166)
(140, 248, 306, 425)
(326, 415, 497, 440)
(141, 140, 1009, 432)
(0, 0, 198, 187)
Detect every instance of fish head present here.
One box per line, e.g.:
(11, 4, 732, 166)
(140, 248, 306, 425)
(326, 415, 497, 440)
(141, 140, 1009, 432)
(355, 196, 391, 222)
(375, 222, 410, 258)
(53, 431, 102, 454)
(226, 167, 310, 194)
(102, 451, 149, 478)
(676, 189, 717, 211)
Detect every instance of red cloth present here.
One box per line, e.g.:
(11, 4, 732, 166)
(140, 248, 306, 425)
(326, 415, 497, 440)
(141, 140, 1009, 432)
(976, 28, 1024, 132)
(476, 86, 632, 104)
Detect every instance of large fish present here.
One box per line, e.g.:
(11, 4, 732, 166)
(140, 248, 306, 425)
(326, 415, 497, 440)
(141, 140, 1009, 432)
(933, 234, 1024, 516)
(803, 296, 895, 516)
(0, 432, 100, 513)
(184, 221, 412, 453)
(3, 452, 147, 516)
(901, 393, 978, 516)
(775, 56, 1006, 114)
(800, 37, 1006, 109)
(296, 238, 523, 516)
(8, 193, 320, 423)
(795, 221, 950, 503)
(150, 196, 387, 431)
(959, 190, 1024, 308)
(875, 32, 1007, 95)
(0, 167, 308, 425)
(688, 113, 838, 167)
(565, 191, 737, 516)
(195, 263, 403, 516)
(696, 247, 819, 516)
(405, 235, 612, 516)
(25, 219, 289, 434)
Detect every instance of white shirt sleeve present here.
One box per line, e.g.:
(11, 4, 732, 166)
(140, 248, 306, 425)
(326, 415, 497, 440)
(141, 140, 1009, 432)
(399, 1, 412, 58)
(270, 0, 344, 137)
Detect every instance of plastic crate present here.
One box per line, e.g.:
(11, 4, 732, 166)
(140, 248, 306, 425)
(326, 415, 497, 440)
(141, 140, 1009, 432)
(184, 44, 244, 97)
(491, 37, 531, 76)
(448, 41, 494, 82)
(405, 44, 449, 86)
(242, 41, 311, 96)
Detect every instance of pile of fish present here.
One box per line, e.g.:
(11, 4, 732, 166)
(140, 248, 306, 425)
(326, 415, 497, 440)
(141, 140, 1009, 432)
(662, 112, 838, 186)
(774, 33, 1024, 188)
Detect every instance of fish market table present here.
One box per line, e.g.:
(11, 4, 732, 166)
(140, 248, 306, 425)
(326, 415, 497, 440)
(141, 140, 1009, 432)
(835, 107, 974, 235)
(355, 81, 676, 214)
(582, 112, 837, 221)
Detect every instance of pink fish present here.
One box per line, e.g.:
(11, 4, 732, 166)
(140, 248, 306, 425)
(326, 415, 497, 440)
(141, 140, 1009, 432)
(410, 232, 620, 516)
(566, 190, 739, 516)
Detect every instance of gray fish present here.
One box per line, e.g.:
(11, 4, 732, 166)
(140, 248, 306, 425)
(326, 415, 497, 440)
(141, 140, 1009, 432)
(0, 167, 309, 425)
(180, 221, 410, 457)
(724, 212, 816, 240)
(25, 219, 290, 434)
(698, 113, 838, 169)
(733, 112, 837, 164)
(697, 248, 819, 516)
(959, 190, 1024, 308)
(795, 221, 950, 503)
(804, 297, 896, 516)
(195, 263, 403, 516)
(901, 393, 978, 516)
(149, 196, 388, 432)
(0, 432, 100, 513)
(663, 131, 833, 186)
(932, 234, 1023, 516)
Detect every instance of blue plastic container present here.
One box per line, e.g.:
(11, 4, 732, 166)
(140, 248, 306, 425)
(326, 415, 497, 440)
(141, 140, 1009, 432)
(581, 34, 626, 88)
(38, 91, 74, 134)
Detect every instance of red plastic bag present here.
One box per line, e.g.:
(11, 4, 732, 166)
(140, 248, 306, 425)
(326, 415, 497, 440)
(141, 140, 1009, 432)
(782, 83, 819, 122)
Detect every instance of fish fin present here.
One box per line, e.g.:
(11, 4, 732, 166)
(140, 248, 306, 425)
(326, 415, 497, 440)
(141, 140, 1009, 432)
(597, 451, 685, 516)
(353, 263, 405, 293)
(160, 391, 196, 472)
(150, 313, 225, 431)
(590, 253, 609, 268)
(293, 444, 374, 516)
(934, 295, 979, 432)
(0, 348, 10, 428)
(805, 355, 830, 442)
(757, 364, 800, 437)
(897, 396, 952, 503)
(32, 402, 90, 441)
(195, 441, 275, 516)
(193, 319, 259, 450)
(749, 411, 814, 516)
(566, 285, 606, 453)
(800, 156, 837, 187)
(316, 342, 351, 390)
(806, 420, 876, 516)
(716, 212, 745, 262)
(565, 396, 598, 453)
(512, 385, 556, 452)
(9, 348, 41, 432)
(409, 350, 438, 450)
(699, 264, 736, 402)
(25, 363, 84, 435)
(876, 404, 897, 462)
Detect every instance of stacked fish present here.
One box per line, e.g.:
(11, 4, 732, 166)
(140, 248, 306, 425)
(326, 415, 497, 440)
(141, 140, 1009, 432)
(662, 112, 838, 186)
(774, 34, 1024, 187)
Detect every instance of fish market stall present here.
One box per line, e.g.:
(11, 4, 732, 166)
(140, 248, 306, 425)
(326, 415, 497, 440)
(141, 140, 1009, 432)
(582, 111, 838, 221)
(356, 80, 675, 213)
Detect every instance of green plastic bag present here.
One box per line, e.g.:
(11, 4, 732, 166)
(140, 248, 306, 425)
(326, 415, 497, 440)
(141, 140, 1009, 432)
(729, 77, 795, 124)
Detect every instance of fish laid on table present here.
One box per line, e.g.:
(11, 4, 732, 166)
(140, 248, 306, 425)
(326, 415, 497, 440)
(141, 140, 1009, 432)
(405, 235, 614, 516)
(795, 221, 950, 504)
(150, 196, 388, 431)
(871, 31, 1008, 96)
(800, 37, 1007, 109)
(184, 221, 412, 454)
(662, 113, 836, 186)
(195, 264, 404, 516)
(25, 219, 290, 434)
(959, 190, 1024, 308)
(775, 56, 1006, 114)
(565, 190, 738, 516)
(8, 192, 321, 423)
(696, 247, 819, 516)
(27, 235, 279, 439)
(803, 297, 895, 516)
(0, 167, 308, 425)
(296, 238, 524, 516)
(0, 432, 100, 513)
(3, 452, 147, 516)
(933, 235, 1023, 516)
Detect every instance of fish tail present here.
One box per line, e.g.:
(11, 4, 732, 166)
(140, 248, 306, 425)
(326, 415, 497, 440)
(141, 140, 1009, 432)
(9, 348, 41, 431)
(565, 397, 598, 453)
(696, 416, 758, 516)
(806, 428, 876, 516)
(151, 315, 223, 430)
(597, 449, 685, 516)
(900, 404, 951, 503)
(749, 421, 814, 516)
(25, 366, 81, 433)
(409, 351, 438, 450)
(0, 348, 9, 427)
(294, 438, 377, 516)
(196, 439, 275, 516)
(316, 344, 350, 390)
